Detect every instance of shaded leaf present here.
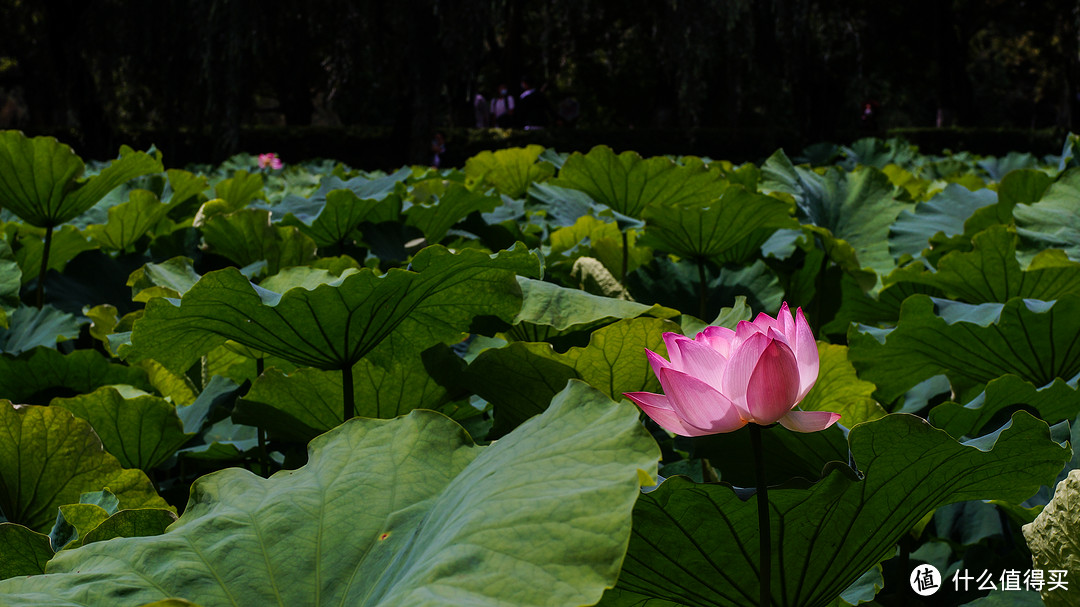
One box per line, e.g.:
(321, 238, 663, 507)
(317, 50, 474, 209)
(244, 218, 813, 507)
(0, 523, 52, 580)
(0, 348, 150, 405)
(848, 295, 1080, 405)
(601, 412, 1068, 607)
(199, 209, 317, 275)
(464, 145, 556, 198)
(0, 305, 81, 355)
(930, 375, 1080, 438)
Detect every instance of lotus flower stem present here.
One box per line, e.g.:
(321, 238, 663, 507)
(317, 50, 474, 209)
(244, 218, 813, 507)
(750, 423, 772, 606)
(36, 225, 54, 309)
(343, 363, 355, 421)
(256, 357, 268, 476)
(696, 259, 708, 320)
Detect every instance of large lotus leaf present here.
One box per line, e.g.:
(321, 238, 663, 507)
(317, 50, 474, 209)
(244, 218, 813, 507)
(0, 380, 660, 607)
(820, 271, 940, 335)
(549, 214, 653, 279)
(278, 189, 395, 247)
(0, 523, 52, 579)
(234, 355, 451, 442)
(504, 276, 678, 343)
(0, 347, 150, 404)
(52, 386, 193, 470)
(1014, 167, 1080, 261)
(1024, 470, 1080, 607)
(889, 183, 997, 258)
(848, 295, 1080, 406)
(0, 401, 170, 533)
(84, 189, 181, 251)
(267, 168, 408, 226)
(464, 317, 678, 435)
(762, 150, 913, 276)
(640, 185, 795, 265)
(212, 170, 263, 210)
(551, 145, 729, 218)
(599, 411, 1069, 607)
(0, 133, 163, 227)
(404, 182, 501, 243)
(886, 225, 1080, 303)
(199, 209, 317, 275)
(931, 375, 1080, 439)
(7, 223, 97, 285)
(123, 244, 540, 374)
(978, 151, 1040, 180)
(0, 305, 81, 355)
(127, 257, 201, 302)
(464, 145, 556, 198)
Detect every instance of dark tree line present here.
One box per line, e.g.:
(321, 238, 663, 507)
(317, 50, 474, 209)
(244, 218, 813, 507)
(1, 0, 1078, 163)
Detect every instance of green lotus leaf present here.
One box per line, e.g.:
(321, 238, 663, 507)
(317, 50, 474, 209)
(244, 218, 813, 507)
(128, 256, 201, 302)
(527, 181, 599, 226)
(1023, 470, 1080, 607)
(85, 188, 181, 251)
(50, 503, 111, 551)
(0, 380, 659, 607)
(887, 225, 1080, 303)
(599, 411, 1069, 607)
(889, 183, 997, 258)
(123, 244, 540, 374)
(0, 347, 151, 405)
(801, 343, 887, 425)
(848, 295, 1080, 405)
(551, 145, 730, 218)
(0, 238, 19, 318)
(234, 355, 451, 442)
(0, 132, 162, 228)
(464, 145, 556, 198)
(212, 170, 263, 210)
(504, 276, 678, 343)
(822, 273, 941, 334)
(134, 359, 199, 406)
(7, 223, 96, 285)
(1014, 167, 1080, 261)
(81, 508, 177, 546)
(273, 167, 410, 216)
(199, 209, 317, 275)
(0, 400, 170, 533)
(549, 215, 652, 278)
(0, 305, 81, 355)
(628, 256, 785, 320)
(931, 375, 1080, 439)
(762, 150, 914, 276)
(464, 317, 678, 435)
(640, 185, 796, 265)
(279, 189, 396, 247)
(404, 181, 501, 243)
(0, 523, 52, 580)
(52, 386, 193, 470)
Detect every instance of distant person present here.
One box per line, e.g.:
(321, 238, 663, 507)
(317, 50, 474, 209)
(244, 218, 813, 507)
(860, 99, 880, 131)
(517, 77, 550, 129)
(430, 131, 446, 168)
(490, 85, 515, 128)
(473, 92, 490, 128)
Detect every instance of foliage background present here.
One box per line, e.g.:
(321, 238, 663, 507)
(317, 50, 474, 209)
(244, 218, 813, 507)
(1, 0, 1079, 165)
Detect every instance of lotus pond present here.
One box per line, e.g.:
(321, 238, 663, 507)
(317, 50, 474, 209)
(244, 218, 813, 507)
(0, 131, 1077, 606)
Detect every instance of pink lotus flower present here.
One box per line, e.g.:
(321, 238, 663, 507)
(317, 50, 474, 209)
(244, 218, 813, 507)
(625, 302, 840, 435)
(257, 153, 283, 170)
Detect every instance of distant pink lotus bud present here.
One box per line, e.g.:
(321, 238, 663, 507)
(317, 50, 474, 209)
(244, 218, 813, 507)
(624, 302, 840, 435)
(258, 153, 283, 170)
